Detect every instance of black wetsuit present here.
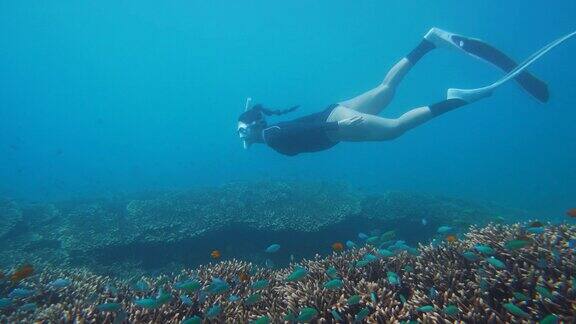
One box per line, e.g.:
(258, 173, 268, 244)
(262, 104, 339, 156)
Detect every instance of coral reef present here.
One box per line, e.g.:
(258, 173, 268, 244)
(0, 182, 522, 274)
(1, 223, 573, 323)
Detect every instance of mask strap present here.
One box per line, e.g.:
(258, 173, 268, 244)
(244, 97, 252, 111)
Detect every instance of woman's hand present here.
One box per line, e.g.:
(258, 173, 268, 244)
(338, 116, 364, 128)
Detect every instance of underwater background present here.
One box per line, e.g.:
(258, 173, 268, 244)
(1, 0, 575, 217)
(1, 1, 576, 323)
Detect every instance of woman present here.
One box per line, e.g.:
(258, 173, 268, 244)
(237, 27, 551, 156)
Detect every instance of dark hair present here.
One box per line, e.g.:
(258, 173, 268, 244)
(238, 104, 299, 123)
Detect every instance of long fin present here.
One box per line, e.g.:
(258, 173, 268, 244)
(448, 30, 576, 103)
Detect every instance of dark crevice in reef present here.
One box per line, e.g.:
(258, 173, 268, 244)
(83, 214, 440, 272)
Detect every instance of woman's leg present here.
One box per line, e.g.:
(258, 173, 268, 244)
(339, 40, 435, 116)
(327, 99, 467, 142)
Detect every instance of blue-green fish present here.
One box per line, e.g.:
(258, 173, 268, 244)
(358, 233, 369, 240)
(283, 311, 296, 321)
(207, 278, 229, 294)
(370, 292, 377, 303)
(366, 236, 380, 245)
(181, 295, 194, 305)
(265, 244, 281, 253)
(347, 295, 361, 305)
(380, 230, 396, 241)
(527, 227, 545, 234)
(346, 240, 357, 249)
(378, 249, 395, 257)
(96, 302, 122, 312)
(539, 314, 558, 324)
(399, 294, 407, 304)
(175, 279, 201, 293)
(407, 247, 420, 256)
(155, 288, 172, 305)
(417, 305, 434, 312)
(475, 244, 495, 255)
(297, 307, 318, 322)
(206, 304, 222, 319)
(536, 286, 555, 300)
(19, 303, 37, 312)
(387, 271, 400, 286)
(227, 294, 240, 302)
(285, 266, 308, 282)
(325, 266, 338, 279)
(323, 278, 343, 290)
(462, 251, 479, 261)
(133, 280, 150, 292)
(429, 287, 438, 300)
(251, 279, 270, 290)
(443, 305, 459, 316)
(505, 240, 531, 251)
(47, 278, 71, 289)
(9, 288, 34, 299)
(503, 302, 530, 319)
(244, 293, 262, 306)
(250, 315, 270, 324)
(354, 307, 370, 322)
(0, 298, 11, 309)
(437, 226, 454, 234)
(181, 315, 202, 324)
(363, 253, 378, 262)
(513, 292, 529, 301)
(134, 298, 159, 309)
(486, 257, 506, 269)
(331, 309, 343, 321)
(355, 260, 371, 268)
(403, 265, 414, 273)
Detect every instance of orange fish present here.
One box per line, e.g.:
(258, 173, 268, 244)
(331, 242, 344, 252)
(445, 235, 458, 243)
(567, 209, 576, 218)
(10, 264, 34, 283)
(238, 272, 249, 282)
(210, 250, 221, 259)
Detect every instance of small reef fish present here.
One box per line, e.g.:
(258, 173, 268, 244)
(175, 279, 201, 293)
(569, 239, 576, 249)
(370, 291, 377, 303)
(180, 295, 194, 305)
(387, 271, 400, 286)
(443, 305, 459, 316)
(347, 295, 361, 305)
(486, 257, 506, 269)
(540, 314, 558, 324)
(210, 250, 221, 259)
(155, 288, 172, 305)
(429, 287, 438, 300)
(355, 307, 370, 322)
(346, 240, 357, 249)
(331, 309, 343, 321)
(47, 278, 71, 289)
(283, 311, 296, 321)
(566, 208, 576, 217)
(474, 244, 495, 255)
(417, 305, 434, 312)
(323, 278, 343, 290)
(421, 218, 427, 226)
(331, 242, 344, 252)
(437, 226, 453, 234)
(325, 266, 338, 279)
(503, 302, 530, 319)
(18, 303, 37, 312)
(207, 278, 229, 294)
(0, 298, 11, 309)
(403, 265, 414, 273)
(96, 302, 122, 312)
(9, 288, 34, 299)
(265, 244, 281, 253)
(181, 316, 202, 324)
(206, 304, 222, 319)
(358, 233, 369, 240)
(505, 239, 531, 251)
(297, 307, 318, 322)
(445, 234, 458, 243)
(363, 253, 378, 262)
(133, 280, 150, 292)
(366, 236, 380, 245)
(198, 290, 208, 304)
(251, 279, 270, 290)
(250, 315, 270, 324)
(380, 230, 396, 241)
(462, 251, 479, 261)
(10, 264, 34, 283)
(244, 293, 262, 306)
(227, 295, 240, 302)
(285, 266, 308, 282)
(134, 298, 159, 309)
(513, 292, 529, 301)
(399, 294, 407, 304)
(377, 249, 395, 257)
(535, 285, 555, 300)
(265, 259, 275, 268)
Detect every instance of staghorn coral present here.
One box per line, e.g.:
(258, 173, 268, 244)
(1, 223, 574, 323)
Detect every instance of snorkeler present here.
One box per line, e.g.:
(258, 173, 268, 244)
(237, 28, 575, 156)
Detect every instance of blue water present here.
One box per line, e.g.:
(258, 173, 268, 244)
(1, 1, 575, 218)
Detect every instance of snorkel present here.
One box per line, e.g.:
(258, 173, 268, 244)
(237, 97, 261, 149)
